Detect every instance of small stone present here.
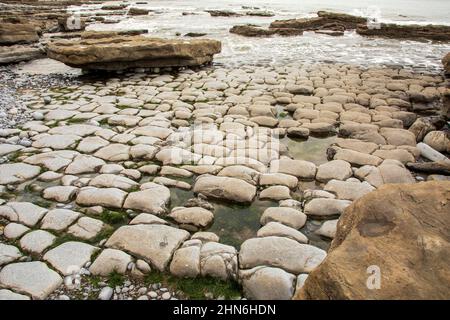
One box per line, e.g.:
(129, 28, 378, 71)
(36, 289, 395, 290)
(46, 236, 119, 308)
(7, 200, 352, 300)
(0, 243, 22, 266)
(316, 160, 352, 182)
(99, 287, 113, 300)
(259, 185, 291, 201)
(0, 289, 30, 300)
(136, 259, 152, 274)
(43, 241, 98, 275)
(42, 186, 78, 203)
(40, 209, 81, 232)
(0, 261, 62, 299)
(33, 111, 45, 120)
(19, 230, 56, 254)
(138, 287, 147, 295)
(3, 223, 30, 239)
(240, 266, 295, 300)
(260, 207, 306, 229)
(304, 198, 352, 217)
(67, 216, 104, 240)
(315, 219, 338, 239)
(90, 248, 132, 276)
(0, 163, 41, 185)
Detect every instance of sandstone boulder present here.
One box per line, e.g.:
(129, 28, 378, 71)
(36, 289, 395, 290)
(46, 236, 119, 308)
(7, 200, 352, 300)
(47, 35, 222, 71)
(295, 181, 450, 299)
(0, 23, 39, 45)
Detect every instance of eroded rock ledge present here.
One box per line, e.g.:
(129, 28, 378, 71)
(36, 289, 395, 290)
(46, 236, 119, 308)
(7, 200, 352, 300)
(232, 11, 450, 41)
(270, 11, 366, 31)
(357, 23, 450, 41)
(46, 35, 222, 71)
(295, 181, 450, 300)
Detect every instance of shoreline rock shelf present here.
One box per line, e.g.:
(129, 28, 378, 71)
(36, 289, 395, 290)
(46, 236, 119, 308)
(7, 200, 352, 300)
(46, 35, 222, 71)
(0, 58, 448, 300)
(356, 23, 450, 41)
(231, 10, 450, 41)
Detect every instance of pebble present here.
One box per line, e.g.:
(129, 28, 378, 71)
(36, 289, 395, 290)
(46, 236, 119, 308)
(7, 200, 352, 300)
(99, 287, 114, 300)
(137, 287, 147, 295)
(32, 111, 44, 120)
(43, 97, 51, 105)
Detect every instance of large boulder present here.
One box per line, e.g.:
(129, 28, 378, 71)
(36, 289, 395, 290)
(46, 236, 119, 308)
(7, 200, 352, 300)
(230, 25, 303, 37)
(295, 181, 450, 299)
(46, 35, 222, 71)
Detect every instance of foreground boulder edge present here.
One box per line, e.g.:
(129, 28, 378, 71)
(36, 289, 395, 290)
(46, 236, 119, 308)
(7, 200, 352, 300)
(46, 35, 222, 71)
(295, 181, 450, 300)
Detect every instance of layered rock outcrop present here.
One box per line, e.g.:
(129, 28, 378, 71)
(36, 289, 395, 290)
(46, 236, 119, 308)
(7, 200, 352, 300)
(230, 25, 303, 37)
(0, 22, 39, 45)
(357, 24, 450, 41)
(295, 181, 450, 300)
(270, 11, 366, 31)
(46, 35, 222, 71)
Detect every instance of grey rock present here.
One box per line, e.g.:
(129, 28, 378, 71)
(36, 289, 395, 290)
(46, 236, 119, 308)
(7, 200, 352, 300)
(44, 241, 98, 275)
(106, 224, 190, 271)
(239, 236, 326, 274)
(240, 266, 295, 300)
(0, 261, 62, 299)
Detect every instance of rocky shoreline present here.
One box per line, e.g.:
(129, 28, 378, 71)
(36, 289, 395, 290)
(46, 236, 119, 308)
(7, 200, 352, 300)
(0, 1, 449, 301)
